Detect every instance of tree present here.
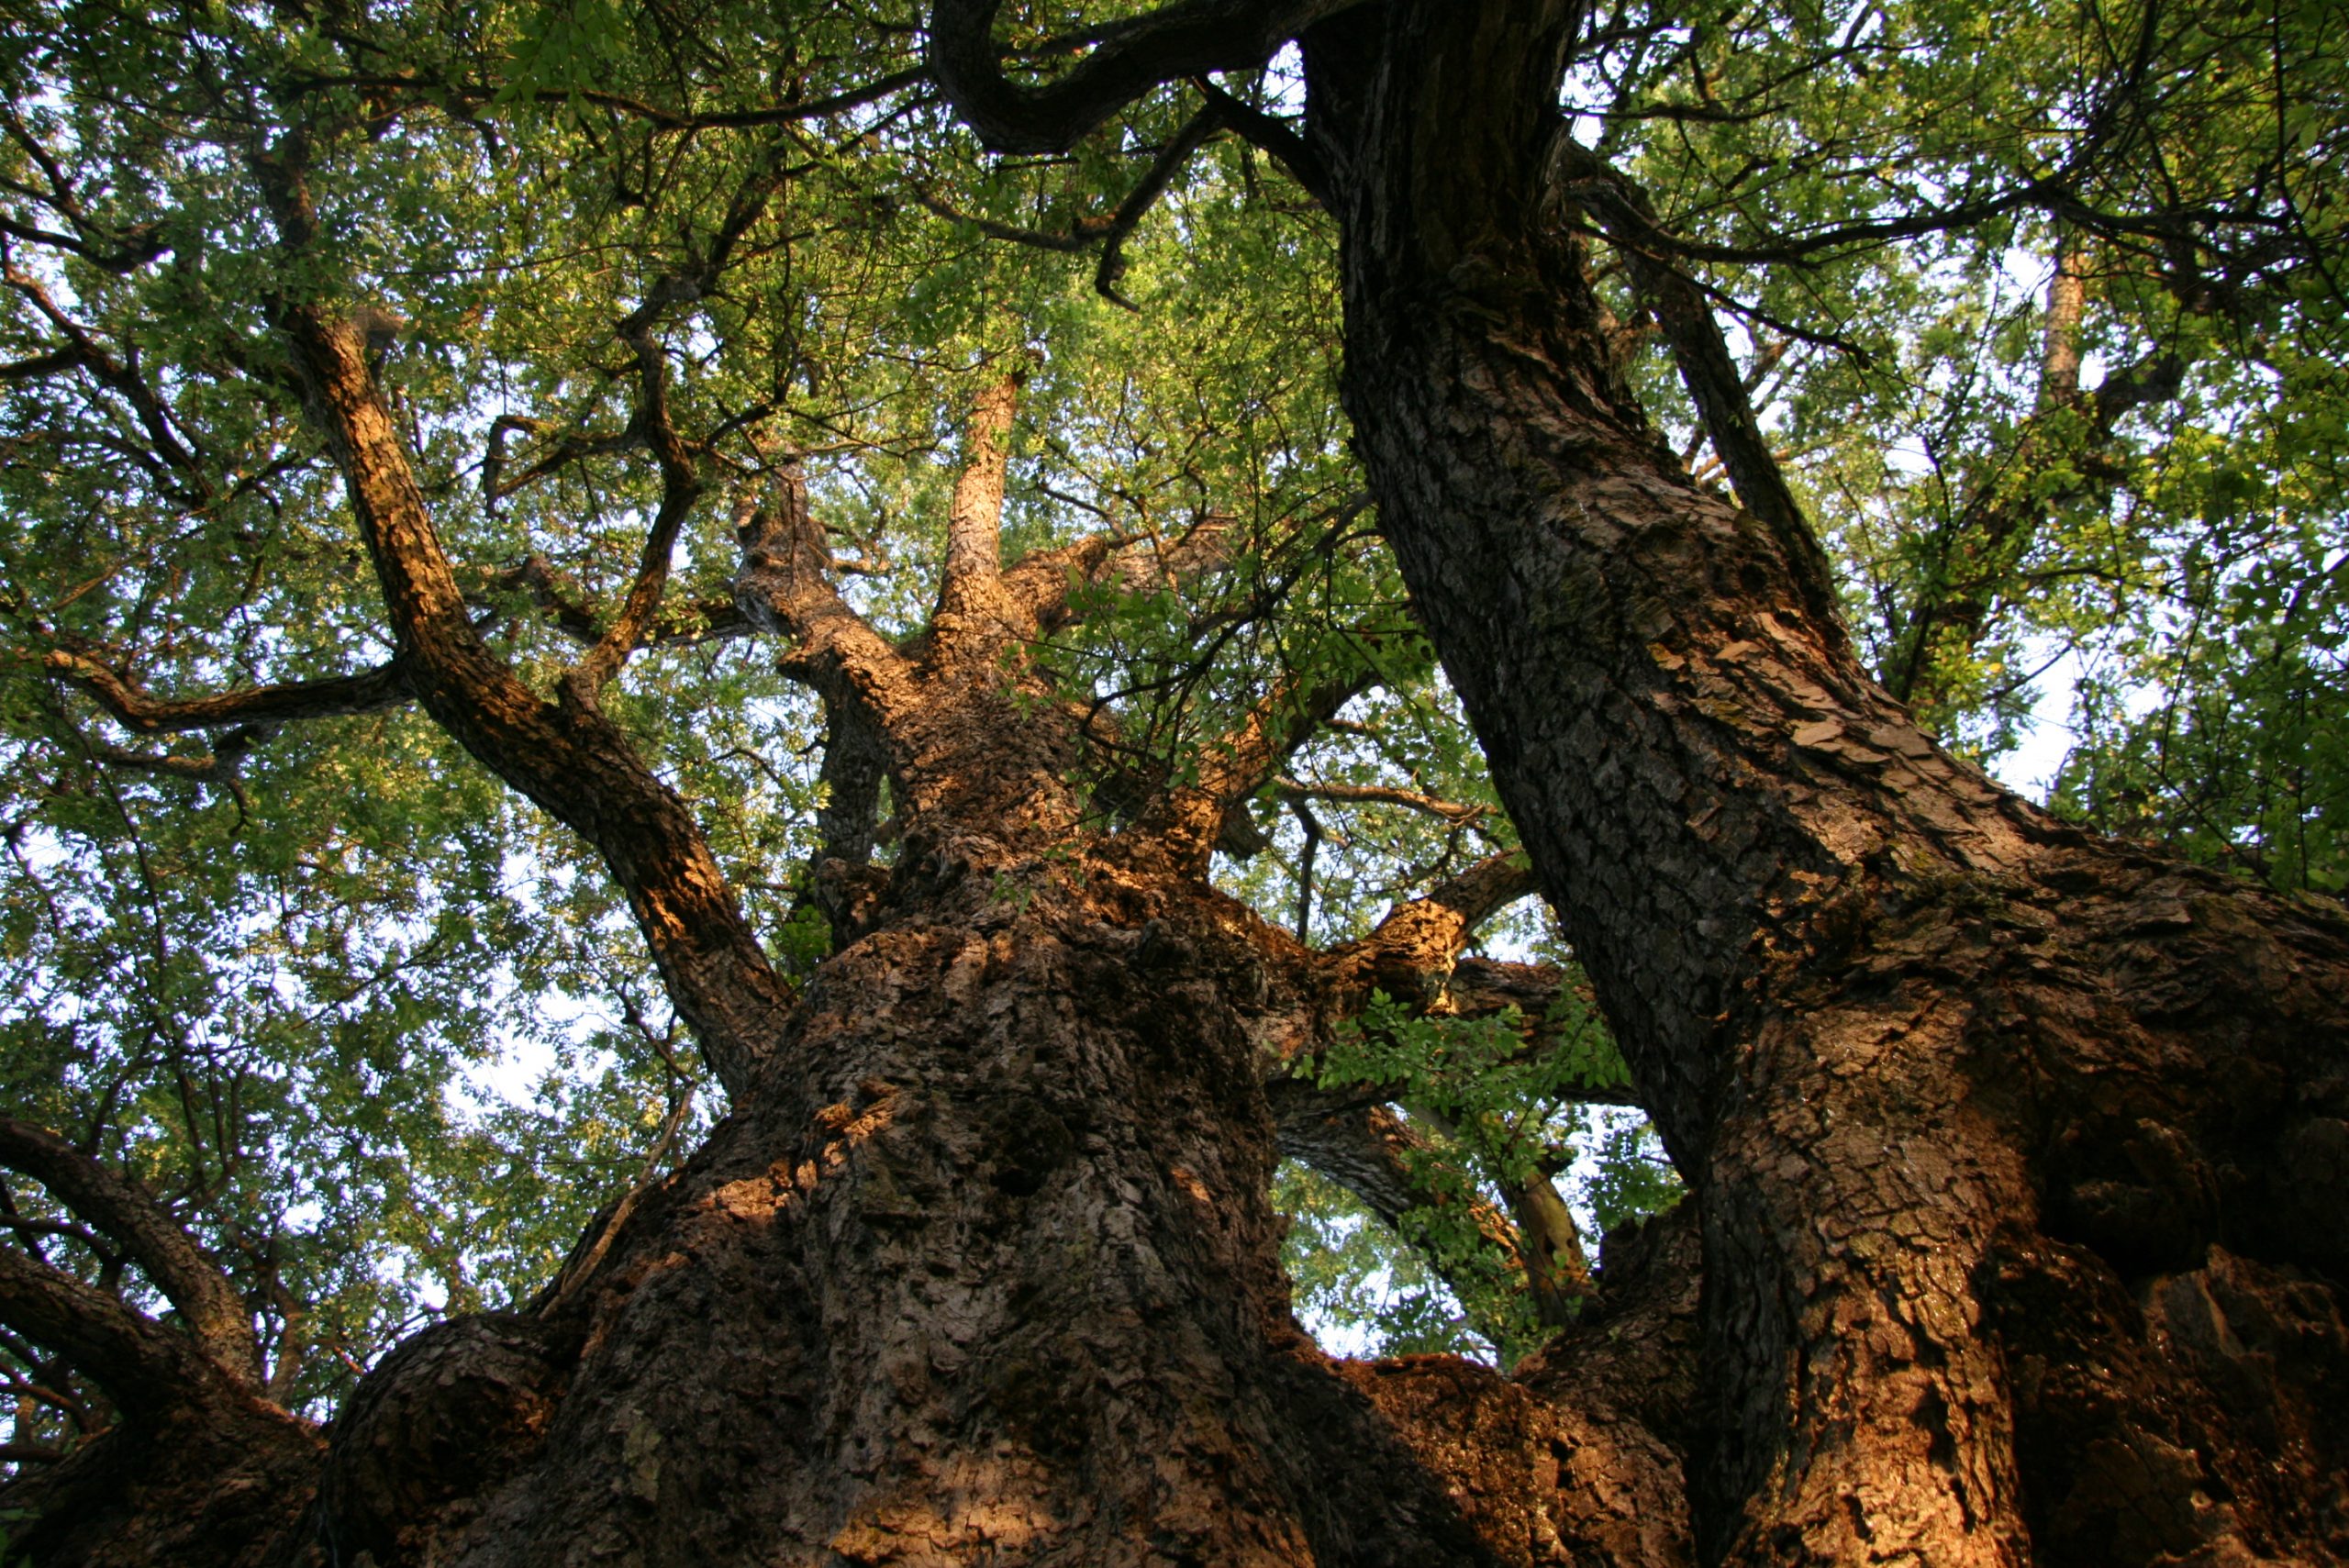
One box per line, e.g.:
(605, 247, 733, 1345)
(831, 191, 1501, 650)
(0, 3, 2344, 1568)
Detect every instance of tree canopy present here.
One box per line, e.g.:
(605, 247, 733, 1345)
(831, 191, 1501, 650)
(0, 0, 2341, 1516)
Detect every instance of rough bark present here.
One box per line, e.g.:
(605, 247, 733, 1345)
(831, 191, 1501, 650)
(277, 810, 1705, 1567)
(302, 841, 1502, 1566)
(1301, 4, 2349, 1563)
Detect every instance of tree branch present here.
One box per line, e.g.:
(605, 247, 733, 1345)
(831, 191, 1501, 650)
(1094, 100, 1228, 309)
(0, 1118, 255, 1387)
(1199, 668, 1373, 804)
(1274, 774, 1490, 825)
(932, 369, 1025, 659)
(926, 0, 1365, 156)
(1321, 852, 1539, 1006)
(805, 695, 895, 949)
(1883, 237, 2193, 714)
(43, 651, 412, 736)
(572, 149, 795, 690)
(254, 137, 792, 1098)
(473, 555, 749, 651)
(1550, 138, 1843, 643)
(0, 1242, 240, 1420)
(1141, 665, 1375, 866)
(570, 328, 706, 690)
(2039, 228, 2086, 409)
(1009, 505, 1247, 637)
(284, 63, 930, 137)
(0, 257, 203, 484)
(907, 185, 1112, 252)
(732, 461, 915, 716)
(1191, 76, 1332, 205)
(1269, 1091, 1589, 1328)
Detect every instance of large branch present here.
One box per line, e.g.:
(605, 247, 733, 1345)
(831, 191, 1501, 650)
(1009, 506, 1244, 637)
(926, 0, 1364, 155)
(930, 369, 1024, 662)
(1270, 1091, 1590, 1328)
(732, 462, 915, 715)
(804, 696, 895, 949)
(1506, 1166, 1592, 1323)
(44, 650, 411, 735)
(1141, 662, 1375, 864)
(0, 1243, 240, 1420)
(0, 1118, 255, 1387)
(1322, 851, 1538, 1005)
(255, 144, 790, 1098)
(1549, 138, 1842, 642)
(1191, 77, 1332, 205)
(1273, 1091, 1458, 1231)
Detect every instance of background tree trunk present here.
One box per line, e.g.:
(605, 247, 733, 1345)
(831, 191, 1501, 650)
(1305, 6, 2349, 1564)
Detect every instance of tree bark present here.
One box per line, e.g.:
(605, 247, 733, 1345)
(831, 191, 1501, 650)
(1302, 5, 2349, 1563)
(288, 793, 1698, 1565)
(315, 842, 1507, 1566)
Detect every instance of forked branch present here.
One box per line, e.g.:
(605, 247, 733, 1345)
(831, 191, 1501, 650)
(1269, 1091, 1591, 1329)
(0, 1118, 256, 1387)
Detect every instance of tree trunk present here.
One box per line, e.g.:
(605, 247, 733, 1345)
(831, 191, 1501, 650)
(1304, 6, 2349, 1564)
(25, 9, 2343, 1554)
(306, 832, 1694, 1568)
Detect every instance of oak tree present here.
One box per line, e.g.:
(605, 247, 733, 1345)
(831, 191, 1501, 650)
(0, 1, 2344, 1565)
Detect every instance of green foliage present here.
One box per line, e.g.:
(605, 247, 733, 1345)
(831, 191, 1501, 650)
(1275, 1161, 1490, 1361)
(1286, 984, 1677, 1365)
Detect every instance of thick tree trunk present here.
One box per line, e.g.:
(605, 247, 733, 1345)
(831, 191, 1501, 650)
(1306, 6, 2349, 1564)
(306, 837, 1693, 1568)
